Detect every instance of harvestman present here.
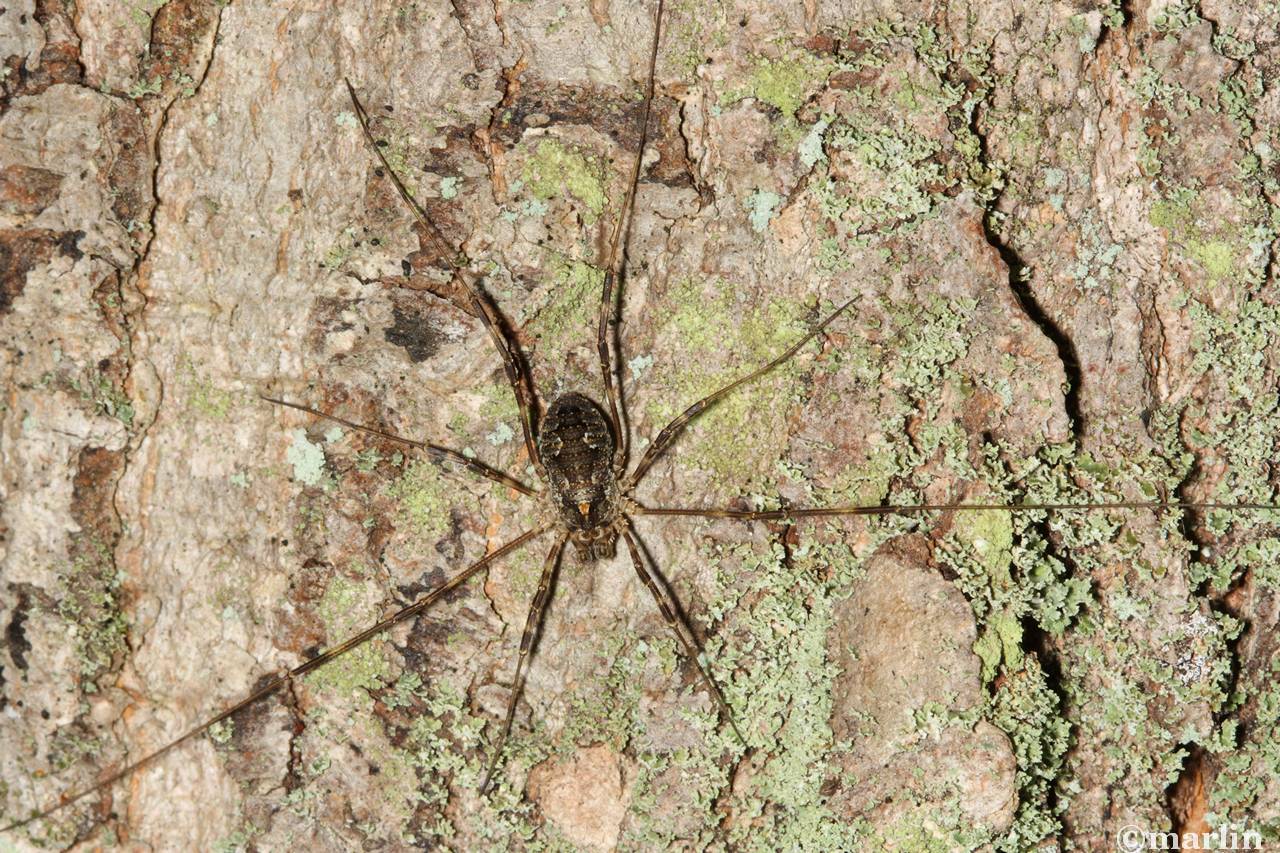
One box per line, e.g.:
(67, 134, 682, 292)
(5, 0, 1277, 834)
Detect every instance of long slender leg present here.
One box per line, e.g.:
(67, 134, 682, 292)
(262, 395, 537, 496)
(344, 79, 546, 479)
(597, 0, 666, 473)
(620, 524, 744, 743)
(480, 534, 568, 793)
(1, 526, 549, 833)
(630, 501, 1280, 520)
(626, 297, 857, 489)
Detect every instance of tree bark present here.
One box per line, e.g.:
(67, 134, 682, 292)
(2, 0, 1278, 850)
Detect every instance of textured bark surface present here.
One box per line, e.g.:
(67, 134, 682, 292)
(2, 0, 1279, 850)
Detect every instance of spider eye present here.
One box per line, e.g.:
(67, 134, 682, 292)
(543, 435, 563, 456)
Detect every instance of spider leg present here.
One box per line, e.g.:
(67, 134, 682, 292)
(626, 297, 857, 489)
(597, 0, 666, 475)
(1, 525, 550, 834)
(620, 522, 744, 743)
(344, 78, 547, 481)
(261, 394, 537, 495)
(630, 501, 1280, 520)
(480, 534, 569, 793)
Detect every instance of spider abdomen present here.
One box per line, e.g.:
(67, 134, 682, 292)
(538, 392, 620, 558)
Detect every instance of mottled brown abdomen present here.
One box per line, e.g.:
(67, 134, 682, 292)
(538, 393, 619, 558)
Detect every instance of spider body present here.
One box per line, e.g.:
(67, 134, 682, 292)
(538, 392, 622, 560)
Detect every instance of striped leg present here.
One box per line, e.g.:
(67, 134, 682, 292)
(344, 79, 546, 480)
(597, 0, 667, 473)
(629, 501, 1280, 521)
(261, 395, 536, 495)
(2, 526, 549, 833)
(620, 524, 743, 742)
(480, 534, 569, 792)
(625, 297, 856, 489)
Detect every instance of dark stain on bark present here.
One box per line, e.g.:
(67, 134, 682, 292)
(491, 86, 695, 191)
(0, 164, 65, 217)
(0, 227, 84, 316)
(4, 588, 33, 676)
(1166, 743, 1210, 839)
(0, 0, 83, 107)
(70, 447, 124, 552)
(102, 103, 154, 226)
(384, 305, 446, 363)
(273, 558, 337, 672)
(141, 0, 221, 90)
(2, 585, 36, 706)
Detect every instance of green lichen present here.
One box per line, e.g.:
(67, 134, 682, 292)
(527, 255, 601, 370)
(521, 139, 608, 223)
(817, 451, 896, 508)
(928, 440, 1201, 847)
(642, 277, 809, 489)
(719, 51, 834, 148)
(207, 719, 234, 745)
(559, 632, 661, 754)
(1135, 116, 1165, 178)
(212, 825, 260, 853)
(668, 0, 730, 73)
(304, 575, 392, 696)
(708, 539, 879, 849)
(889, 296, 978, 397)
(1066, 13, 1102, 54)
(1208, 653, 1280, 838)
(1217, 75, 1262, 138)
(374, 674, 489, 845)
(801, 295, 993, 515)
(942, 464, 1093, 685)
(54, 538, 127, 694)
(125, 76, 162, 99)
(1190, 240, 1237, 280)
(1065, 211, 1124, 290)
(316, 666, 543, 848)
(820, 113, 951, 230)
(479, 380, 522, 435)
(387, 458, 453, 544)
(285, 428, 328, 487)
(745, 189, 782, 232)
(614, 534, 889, 850)
(744, 54, 830, 119)
(320, 225, 360, 271)
(1149, 187, 1251, 284)
(987, 657, 1071, 849)
(802, 22, 989, 238)
(797, 116, 830, 168)
(1151, 0, 1200, 32)
(1134, 65, 1202, 117)
(70, 370, 135, 426)
(46, 729, 104, 775)
(1024, 427, 1257, 833)
(1176, 288, 1280, 595)
(1212, 28, 1256, 61)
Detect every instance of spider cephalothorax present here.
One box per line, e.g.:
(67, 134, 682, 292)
(538, 392, 622, 560)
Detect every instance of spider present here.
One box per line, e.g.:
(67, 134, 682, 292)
(5, 0, 1276, 846)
